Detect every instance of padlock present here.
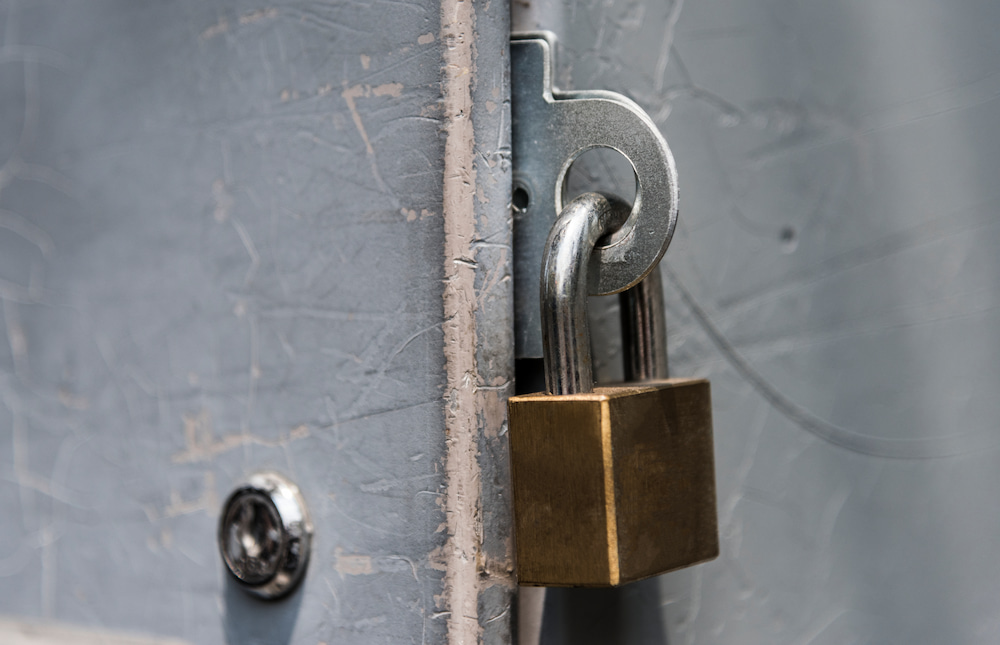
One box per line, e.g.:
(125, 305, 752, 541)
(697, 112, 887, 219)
(508, 192, 719, 587)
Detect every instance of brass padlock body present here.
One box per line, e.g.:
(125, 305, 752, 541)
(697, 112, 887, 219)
(508, 378, 718, 587)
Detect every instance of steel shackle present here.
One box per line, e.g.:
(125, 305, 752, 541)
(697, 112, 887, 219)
(540, 192, 631, 396)
(619, 268, 669, 381)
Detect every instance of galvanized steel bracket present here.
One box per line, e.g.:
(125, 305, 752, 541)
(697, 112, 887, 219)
(511, 32, 679, 358)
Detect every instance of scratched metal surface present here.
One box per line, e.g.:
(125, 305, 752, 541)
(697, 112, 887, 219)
(531, 1, 1000, 643)
(0, 1, 512, 644)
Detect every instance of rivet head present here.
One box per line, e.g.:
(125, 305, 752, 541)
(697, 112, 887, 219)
(218, 472, 312, 599)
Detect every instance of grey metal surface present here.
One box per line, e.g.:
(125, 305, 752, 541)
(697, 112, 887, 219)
(511, 34, 678, 358)
(541, 193, 630, 395)
(536, 0, 1000, 643)
(0, 1, 513, 644)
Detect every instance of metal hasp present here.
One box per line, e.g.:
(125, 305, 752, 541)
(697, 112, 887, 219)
(511, 32, 679, 357)
(218, 472, 313, 600)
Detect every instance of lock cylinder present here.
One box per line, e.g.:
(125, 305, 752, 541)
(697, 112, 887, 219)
(218, 472, 313, 599)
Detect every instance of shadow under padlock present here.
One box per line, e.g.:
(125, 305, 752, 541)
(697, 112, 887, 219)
(541, 576, 668, 645)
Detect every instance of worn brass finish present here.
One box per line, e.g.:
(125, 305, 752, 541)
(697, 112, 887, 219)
(508, 378, 718, 587)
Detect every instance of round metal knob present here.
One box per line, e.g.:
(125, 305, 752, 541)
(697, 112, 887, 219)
(218, 472, 312, 599)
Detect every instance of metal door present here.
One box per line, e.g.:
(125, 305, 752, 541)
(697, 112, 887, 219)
(5, 1, 1000, 644)
(521, 2, 1000, 644)
(0, 1, 514, 643)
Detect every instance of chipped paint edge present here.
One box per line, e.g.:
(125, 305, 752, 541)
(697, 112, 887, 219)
(440, 0, 483, 643)
(0, 619, 190, 645)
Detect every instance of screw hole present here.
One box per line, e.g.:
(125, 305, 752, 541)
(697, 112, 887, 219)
(512, 185, 530, 212)
(779, 225, 798, 252)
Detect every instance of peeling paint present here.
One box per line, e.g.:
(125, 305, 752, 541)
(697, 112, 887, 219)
(440, 0, 482, 641)
(199, 17, 228, 40)
(0, 619, 191, 645)
(334, 548, 374, 576)
(163, 472, 216, 519)
(211, 179, 232, 223)
(341, 82, 405, 195)
(172, 410, 309, 463)
(238, 8, 277, 25)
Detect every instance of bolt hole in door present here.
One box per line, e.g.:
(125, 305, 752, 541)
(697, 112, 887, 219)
(780, 224, 798, 253)
(513, 184, 531, 212)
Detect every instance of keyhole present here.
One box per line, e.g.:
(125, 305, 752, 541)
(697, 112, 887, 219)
(222, 492, 283, 585)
